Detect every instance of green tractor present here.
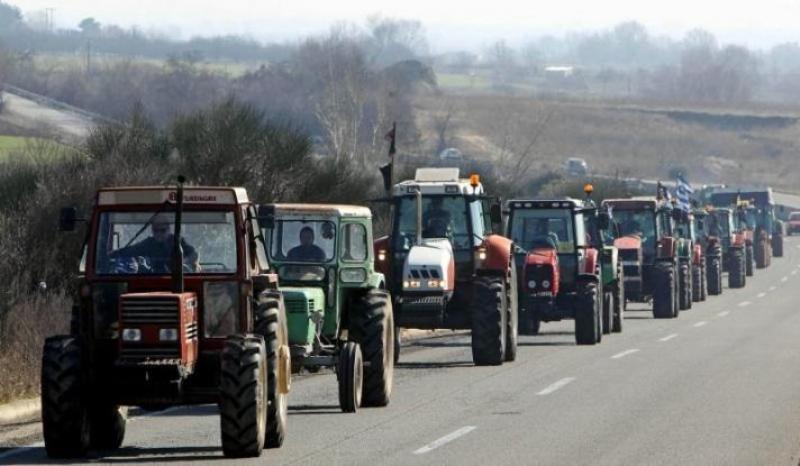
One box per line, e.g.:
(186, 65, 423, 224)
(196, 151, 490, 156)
(692, 207, 724, 296)
(710, 188, 782, 269)
(261, 204, 394, 413)
(673, 207, 703, 307)
(709, 207, 747, 289)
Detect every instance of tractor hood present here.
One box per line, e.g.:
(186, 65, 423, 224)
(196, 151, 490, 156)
(402, 239, 455, 292)
(614, 235, 642, 251)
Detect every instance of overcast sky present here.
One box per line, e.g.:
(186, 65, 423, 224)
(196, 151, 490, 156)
(9, 0, 800, 51)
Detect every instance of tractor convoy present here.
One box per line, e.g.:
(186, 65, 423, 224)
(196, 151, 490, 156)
(43, 171, 784, 458)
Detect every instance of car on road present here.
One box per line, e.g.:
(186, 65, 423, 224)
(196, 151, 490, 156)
(564, 157, 588, 176)
(438, 147, 463, 162)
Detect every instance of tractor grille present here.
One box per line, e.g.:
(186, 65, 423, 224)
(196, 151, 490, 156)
(119, 347, 180, 359)
(120, 296, 179, 324)
(619, 249, 641, 278)
(285, 298, 314, 315)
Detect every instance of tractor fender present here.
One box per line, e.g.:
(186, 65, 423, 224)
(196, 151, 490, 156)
(582, 248, 599, 275)
(732, 232, 746, 248)
(577, 273, 600, 285)
(692, 244, 703, 265)
(478, 234, 513, 275)
(368, 272, 386, 290)
(373, 235, 391, 279)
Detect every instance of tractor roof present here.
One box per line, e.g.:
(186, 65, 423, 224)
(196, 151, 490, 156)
(96, 186, 249, 206)
(709, 188, 773, 206)
(507, 199, 580, 210)
(392, 167, 484, 197)
(272, 203, 372, 218)
(602, 198, 660, 210)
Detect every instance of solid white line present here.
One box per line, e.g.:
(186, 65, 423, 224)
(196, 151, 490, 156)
(769, 286, 777, 291)
(757, 292, 767, 298)
(611, 349, 640, 359)
(738, 301, 751, 307)
(694, 321, 708, 327)
(536, 377, 576, 395)
(659, 333, 679, 342)
(413, 426, 477, 454)
(718, 311, 730, 317)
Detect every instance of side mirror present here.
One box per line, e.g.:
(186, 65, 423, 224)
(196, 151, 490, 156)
(257, 204, 275, 229)
(59, 207, 78, 232)
(490, 203, 502, 224)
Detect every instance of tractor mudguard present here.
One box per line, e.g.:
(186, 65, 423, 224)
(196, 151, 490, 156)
(479, 234, 513, 274)
(692, 245, 703, 265)
(658, 237, 676, 259)
(582, 248, 599, 274)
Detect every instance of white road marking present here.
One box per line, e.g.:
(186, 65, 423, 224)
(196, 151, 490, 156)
(738, 301, 752, 307)
(757, 292, 767, 298)
(611, 349, 640, 359)
(413, 426, 477, 454)
(769, 286, 777, 291)
(781, 276, 788, 282)
(659, 333, 679, 342)
(694, 321, 708, 327)
(537, 377, 576, 395)
(718, 311, 730, 317)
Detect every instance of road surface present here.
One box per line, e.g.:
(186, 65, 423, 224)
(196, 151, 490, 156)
(0, 90, 94, 142)
(3, 237, 800, 465)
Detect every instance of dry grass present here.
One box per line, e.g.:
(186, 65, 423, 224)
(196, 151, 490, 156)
(415, 93, 800, 193)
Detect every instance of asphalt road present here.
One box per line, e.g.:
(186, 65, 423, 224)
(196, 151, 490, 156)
(0, 92, 93, 142)
(4, 237, 800, 465)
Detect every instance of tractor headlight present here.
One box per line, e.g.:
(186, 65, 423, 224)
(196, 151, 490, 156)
(159, 328, 178, 342)
(122, 328, 141, 342)
(528, 280, 536, 289)
(340, 268, 367, 283)
(427, 279, 446, 288)
(377, 249, 387, 261)
(542, 280, 551, 289)
(403, 280, 421, 289)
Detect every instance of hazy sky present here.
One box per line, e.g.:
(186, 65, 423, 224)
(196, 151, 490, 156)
(9, 0, 800, 51)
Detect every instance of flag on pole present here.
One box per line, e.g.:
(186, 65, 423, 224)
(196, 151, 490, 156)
(384, 122, 396, 157)
(675, 174, 693, 212)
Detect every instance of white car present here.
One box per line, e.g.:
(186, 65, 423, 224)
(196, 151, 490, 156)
(438, 147, 463, 162)
(564, 157, 588, 176)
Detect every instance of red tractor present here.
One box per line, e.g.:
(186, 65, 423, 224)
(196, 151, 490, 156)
(43, 179, 291, 458)
(374, 168, 518, 366)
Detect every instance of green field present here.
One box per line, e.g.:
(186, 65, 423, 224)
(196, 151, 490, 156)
(0, 135, 79, 162)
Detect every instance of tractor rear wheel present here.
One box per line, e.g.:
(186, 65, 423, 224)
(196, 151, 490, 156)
(756, 239, 769, 269)
(575, 281, 601, 345)
(773, 233, 784, 258)
(393, 324, 401, 365)
(254, 292, 289, 449)
(699, 257, 708, 301)
(602, 291, 613, 335)
(350, 290, 394, 407)
(337, 341, 363, 413)
(729, 249, 746, 289)
(746, 244, 755, 276)
(220, 335, 267, 458)
(471, 276, 507, 365)
(707, 256, 723, 295)
(89, 404, 126, 450)
(679, 262, 692, 311)
(613, 277, 624, 333)
(504, 262, 519, 362)
(692, 263, 702, 303)
(653, 263, 676, 319)
(41, 336, 89, 458)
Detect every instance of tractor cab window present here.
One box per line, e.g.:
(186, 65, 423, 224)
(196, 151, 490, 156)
(615, 209, 656, 246)
(470, 200, 486, 244)
(269, 219, 336, 263)
(95, 210, 237, 275)
(341, 223, 368, 262)
(394, 196, 470, 250)
(509, 209, 575, 253)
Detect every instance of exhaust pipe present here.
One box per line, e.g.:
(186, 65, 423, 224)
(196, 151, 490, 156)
(172, 175, 186, 293)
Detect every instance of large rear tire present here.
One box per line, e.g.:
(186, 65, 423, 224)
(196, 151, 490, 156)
(337, 341, 363, 413)
(707, 255, 723, 295)
(350, 290, 394, 407)
(220, 335, 268, 458)
(41, 336, 89, 458)
(504, 262, 518, 362)
(773, 233, 784, 258)
(653, 263, 676, 319)
(602, 290, 613, 335)
(89, 404, 126, 450)
(575, 281, 601, 345)
(745, 244, 755, 276)
(679, 262, 692, 310)
(692, 263, 702, 303)
(699, 258, 708, 301)
(729, 249, 746, 289)
(254, 292, 289, 449)
(471, 276, 507, 365)
(612, 276, 624, 333)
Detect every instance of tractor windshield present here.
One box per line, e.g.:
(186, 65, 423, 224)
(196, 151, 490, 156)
(712, 211, 732, 237)
(393, 195, 471, 250)
(509, 209, 576, 253)
(614, 209, 656, 245)
(269, 219, 336, 263)
(95, 210, 237, 275)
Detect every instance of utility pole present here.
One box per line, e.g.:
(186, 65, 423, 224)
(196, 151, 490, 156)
(86, 39, 91, 75)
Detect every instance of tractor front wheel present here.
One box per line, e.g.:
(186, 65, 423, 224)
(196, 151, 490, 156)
(471, 276, 507, 365)
(337, 341, 363, 413)
(653, 263, 676, 319)
(729, 249, 746, 289)
(504, 262, 519, 362)
(773, 233, 784, 258)
(220, 335, 268, 458)
(41, 336, 89, 458)
(679, 262, 692, 311)
(350, 290, 394, 407)
(575, 281, 601, 345)
(254, 292, 289, 449)
(746, 244, 755, 276)
(89, 404, 126, 450)
(707, 256, 723, 295)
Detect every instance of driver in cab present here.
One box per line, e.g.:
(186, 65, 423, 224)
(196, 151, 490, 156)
(422, 197, 453, 238)
(111, 214, 199, 272)
(287, 226, 327, 262)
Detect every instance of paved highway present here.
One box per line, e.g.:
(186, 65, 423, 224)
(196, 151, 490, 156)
(0, 91, 94, 142)
(4, 238, 800, 465)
